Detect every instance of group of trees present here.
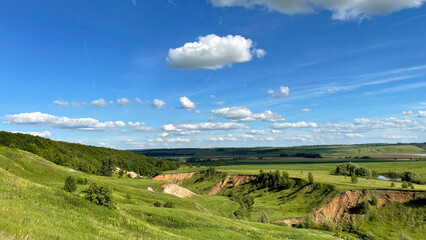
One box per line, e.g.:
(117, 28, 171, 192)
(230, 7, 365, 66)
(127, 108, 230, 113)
(279, 152, 322, 158)
(0, 131, 179, 177)
(63, 176, 115, 208)
(334, 162, 374, 177)
(255, 170, 295, 189)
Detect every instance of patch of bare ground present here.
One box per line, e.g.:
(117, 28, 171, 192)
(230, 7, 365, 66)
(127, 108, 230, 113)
(274, 189, 425, 226)
(152, 172, 198, 184)
(161, 183, 196, 198)
(209, 175, 256, 195)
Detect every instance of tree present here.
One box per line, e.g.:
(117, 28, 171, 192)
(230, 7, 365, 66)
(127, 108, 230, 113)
(63, 176, 77, 192)
(164, 201, 174, 208)
(370, 196, 378, 206)
(391, 182, 395, 187)
(258, 210, 270, 223)
(401, 171, 420, 184)
(308, 172, 314, 184)
(360, 200, 370, 214)
(82, 183, 115, 208)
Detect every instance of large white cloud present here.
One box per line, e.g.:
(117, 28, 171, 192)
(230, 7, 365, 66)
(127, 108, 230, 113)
(211, 107, 285, 122)
(128, 122, 155, 131)
(91, 98, 107, 107)
(268, 86, 290, 98)
(270, 121, 318, 129)
(151, 99, 166, 109)
(4, 112, 125, 131)
(179, 96, 196, 109)
(162, 122, 248, 132)
(210, 0, 425, 20)
(167, 34, 265, 70)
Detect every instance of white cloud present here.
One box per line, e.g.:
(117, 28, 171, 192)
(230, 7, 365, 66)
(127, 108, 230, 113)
(128, 122, 155, 131)
(211, 107, 285, 122)
(385, 135, 418, 139)
(268, 86, 290, 98)
(210, 0, 425, 20)
(403, 110, 415, 115)
(345, 133, 364, 138)
(255, 49, 267, 58)
(13, 131, 53, 138)
(166, 138, 191, 143)
(270, 121, 318, 129)
(91, 98, 107, 107)
(53, 100, 69, 107)
(208, 137, 225, 142)
(302, 108, 312, 112)
(418, 111, 426, 117)
(162, 122, 248, 132)
(151, 99, 166, 109)
(135, 97, 148, 104)
(4, 112, 125, 131)
(117, 98, 131, 106)
(167, 34, 265, 69)
(213, 101, 226, 106)
(207, 94, 216, 98)
(71, 102, 83, 108)
(179, 96, 196, 109)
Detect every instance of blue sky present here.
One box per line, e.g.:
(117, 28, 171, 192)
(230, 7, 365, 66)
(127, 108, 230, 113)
(1, 0, 426, 149)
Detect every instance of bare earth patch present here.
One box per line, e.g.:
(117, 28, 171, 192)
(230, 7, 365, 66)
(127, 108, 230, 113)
(161, 183, 195, 198)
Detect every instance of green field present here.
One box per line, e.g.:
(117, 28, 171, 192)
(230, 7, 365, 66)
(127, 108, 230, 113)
(0, 146, 340, 240)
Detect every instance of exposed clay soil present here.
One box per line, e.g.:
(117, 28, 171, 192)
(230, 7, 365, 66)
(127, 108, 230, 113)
(209, 175, 256, 195)
(274, 190, 425, 226)
(152, 172, 198, 184)
(114, 167, 141, 179)
(161, 183, 195, 198)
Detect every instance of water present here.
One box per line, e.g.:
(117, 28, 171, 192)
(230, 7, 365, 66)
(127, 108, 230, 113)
(377, 175, 401, 182)
(408, 154, 426, 157)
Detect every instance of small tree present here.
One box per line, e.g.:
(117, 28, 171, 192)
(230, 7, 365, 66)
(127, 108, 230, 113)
(370, 196, 378, 206)
(63, 176, 77, 192)
(360, 200, 370, 214)
(82, 183, 115, 208)
(401, 182, 408, 189)
(164, 201, 174, 208)
(153, 201, 162, 207)
(351, 174, 358, 184)
(308, 172, 314, 184)
(363, 231, 376, 240)
(401, 170, 420, 184)
(258, 210, 270, 223)
(391, 182, 395, 187)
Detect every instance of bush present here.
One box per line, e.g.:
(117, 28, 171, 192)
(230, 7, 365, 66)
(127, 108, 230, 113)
(351, 174, 358, 184)
(370, 196, 378, 206)
(400, 233, 412, 240)
(359, 200, 370, 214)
(355, 166, 372, 177)
(258, 210, 270, 223)
(308, 172, 314, 184)
(82, 183, 115, 208)
(76, 178, 88, 185)
(153, 201, 162, 207)
(401, 171, 421, 184)
(164, 201, 174, 208)
(63, 176, 77, 192)
(391, 182, 395, 187)
(401, 182, 409, 189)
(363, 231, 376, 240)
(228, 212, 236, 219)
(320, 221, 335, 232)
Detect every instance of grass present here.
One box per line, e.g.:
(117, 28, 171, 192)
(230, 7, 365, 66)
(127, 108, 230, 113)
(0, 147, 339, 240)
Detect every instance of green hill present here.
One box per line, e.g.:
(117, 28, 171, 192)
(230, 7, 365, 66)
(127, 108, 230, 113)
(0, 146, 339, 240)
(0, 131, 178, 176)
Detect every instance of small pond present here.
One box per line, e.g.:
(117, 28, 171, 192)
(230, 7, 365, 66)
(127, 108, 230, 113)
(377, 175, 401, 182)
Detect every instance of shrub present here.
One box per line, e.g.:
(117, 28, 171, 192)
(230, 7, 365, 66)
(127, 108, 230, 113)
(164, 201, 174, 208)
(400, 233, 412, 240)
(77, 178, 88, 185)
(320, 221, 335, 232)
(370, 196, 378, 206)
(363, 231, 376, 240)
(351, 174, 358, 184)
(401, 171, 420, 184)
(355, 166, 372, 177)
(63, 176, 77, 192)
(391, 182, 395, 187)
(82, 183, 115, 208)
(153, 201, 162, 207)
(258, 210, 270, 223)
(228, 212, 236, 219)
(401, 182, 409, 189)
(360, 200, 370, 214)
(308, 172, 314, 184)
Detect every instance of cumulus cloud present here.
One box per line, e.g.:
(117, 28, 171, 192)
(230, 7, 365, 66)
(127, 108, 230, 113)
(207, 94, 216, 98)
(162, 122, 248, 132)
(270, 121, 318, 129)
(4, 112, 125, 131)
(403, 110, 415, 115)
(210, 0, 425, 20)
(117, 98, 131, 106)
(13, 131, 53, 138)
(128, 122, 155, 131)
(167, 34, 265, 69)
(302, 108, 312, 112)
(418, 111, 426, 117)
(211, 107, 285, 122)
(91, 98, 107, 107)
(166, 138, 191, 143)
(179, 96, 196, 109)
(268, 86, 290, 98)
(53, 100, 69, 107)
(151, 99, 166, 109)
(345, 133, 364, 138)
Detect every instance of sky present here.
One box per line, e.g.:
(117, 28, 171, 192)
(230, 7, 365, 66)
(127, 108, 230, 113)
(0, 0, 426, 149)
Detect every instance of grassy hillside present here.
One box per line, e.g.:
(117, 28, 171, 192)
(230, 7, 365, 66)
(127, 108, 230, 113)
(0, 131, 178, 176)
(0, 147, 339, 240)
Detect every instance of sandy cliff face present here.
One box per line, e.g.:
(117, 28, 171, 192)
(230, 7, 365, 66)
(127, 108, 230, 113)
(274, 190, 424, 225)
(161, 184, 195, 198)
(152, 172, 198, 184)
(209, 175, 256, 195)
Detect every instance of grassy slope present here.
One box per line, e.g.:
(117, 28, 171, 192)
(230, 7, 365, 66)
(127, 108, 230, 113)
(0, 147, 338, 240)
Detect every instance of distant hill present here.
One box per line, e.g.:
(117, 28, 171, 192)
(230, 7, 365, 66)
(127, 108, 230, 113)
(132, 143, 426, 158)
(0, 131, 178, 176)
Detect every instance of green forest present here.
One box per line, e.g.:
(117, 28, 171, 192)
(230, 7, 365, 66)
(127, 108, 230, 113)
(0, 131, 178, 176)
